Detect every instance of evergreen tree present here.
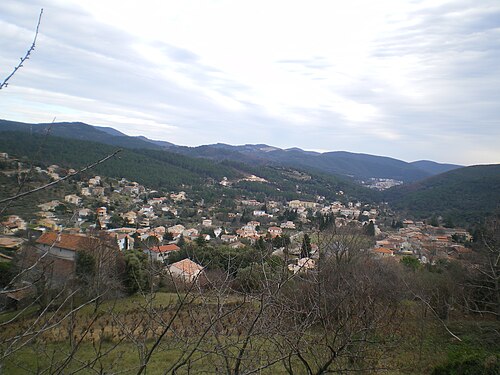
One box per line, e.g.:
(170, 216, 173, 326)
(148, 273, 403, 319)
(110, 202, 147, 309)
(123, 250, 148, 294)
(75, 251, 95, 280)
(195, 235, 206, 247)
(365, 220, 376, 237)
(177, 234, 186, 248)
(301, 234, 312, 258)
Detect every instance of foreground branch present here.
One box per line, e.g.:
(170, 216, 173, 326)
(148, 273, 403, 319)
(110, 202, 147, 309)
(0, 9, 43, 90)
(0, 149, 122, 204)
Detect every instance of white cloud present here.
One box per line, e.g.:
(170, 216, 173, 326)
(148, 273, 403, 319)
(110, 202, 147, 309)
(0, 0, 499, 164)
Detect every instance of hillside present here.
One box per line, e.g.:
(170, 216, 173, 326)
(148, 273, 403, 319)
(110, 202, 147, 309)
(410, 160, 462, 175)
(0, 131, 378, 204)
(0, 119, 165, 151)
(1, 120, 459, 183)
(0, 131, 239, 190)
(384, 164, 500, 224)
(170, 145, 443, 183)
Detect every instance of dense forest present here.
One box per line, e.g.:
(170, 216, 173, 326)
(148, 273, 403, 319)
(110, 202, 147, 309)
(384, 164, 500, 225)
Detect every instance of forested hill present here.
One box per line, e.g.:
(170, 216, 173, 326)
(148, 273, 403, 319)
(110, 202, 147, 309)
(0, 131, 240, 190)
(1, 119, 462, 183)
(0, 131, 379, 203)
(384, 164, 500, 225)
(173, 146, 447, 183)
(0, 119, 166, 151)
(409, 160, 462, 175)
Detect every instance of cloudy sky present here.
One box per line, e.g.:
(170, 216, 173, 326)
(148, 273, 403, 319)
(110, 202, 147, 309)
(1, 0, 499, 165)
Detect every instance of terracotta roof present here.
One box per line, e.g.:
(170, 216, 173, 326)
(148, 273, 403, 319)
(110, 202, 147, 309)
(373, 247, 393, 254)
(0, 237, 25, 249)
(170, 258, 203, 275)
(36, 232, 98, 252)
(150, 244, 180, 253)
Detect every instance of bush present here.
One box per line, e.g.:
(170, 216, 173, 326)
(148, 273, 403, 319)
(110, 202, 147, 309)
(432, 355, 499, 375)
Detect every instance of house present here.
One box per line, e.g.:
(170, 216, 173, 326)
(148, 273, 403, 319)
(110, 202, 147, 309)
(0, 152, 8, 159)
(113, 233, 134, 251)
(88, 176, 101, 186)
(221, 234, 238, 243)
(78, 208, 92, 218)
(139, 218, 150, 227)
(38, 200, 61, 212)
(288, 257, 316, 274)
(247, 221, 260, 228)
(280, 221, 296, 229)
(182, 228, 199, 239)
(168, 258, 204, 282)
(91, 187, 105, 197)
(229, 241, 246, 249)
(120, 211, 137, 225)
(0, 215, 27, 234)
(38, 218, 62, 231)
(170, 191, 187, 202)
(168, 224, 185, 234)
(288, 200, 316, 209)
(47, 165, 60, 173)
(241, 199, 262, 207)
(145, 244, 180, 262)
(148, 197, 166, 206)
(64, 194, 81, 206)
(80, 187, 91, 196)
(0, 236, 26, 251)
(202, 219, 212, 227)
(268, 226, 283, 238)
(373, 247, 394, 257)
(36, 232, 101, 261)
(96, 207, 107, 218)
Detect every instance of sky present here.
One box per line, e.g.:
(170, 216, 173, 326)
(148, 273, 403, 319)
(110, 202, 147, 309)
(0, 0, 499, 165)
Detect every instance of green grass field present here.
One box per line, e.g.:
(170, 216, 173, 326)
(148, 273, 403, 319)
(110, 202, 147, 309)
(1, 293, 498, 374)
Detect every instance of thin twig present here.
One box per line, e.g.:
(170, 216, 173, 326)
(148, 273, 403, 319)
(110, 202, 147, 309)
(0, 9, 43, 90)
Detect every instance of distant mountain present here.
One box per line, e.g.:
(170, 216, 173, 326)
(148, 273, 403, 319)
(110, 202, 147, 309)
(384, 164, 500, 224)
(0, 130, 378, 204)
(135, 136, 175, 148)
(175, 145, 434, 183)
(264, 150, 431, 182)
(94, 126, 127, 137)
(410, 160, 462, 175)
(0, 119, 461, 183)
(0, 119, 164, 151)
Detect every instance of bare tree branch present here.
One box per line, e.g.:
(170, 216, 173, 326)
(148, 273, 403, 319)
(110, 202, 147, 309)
(0, 149, 122, 204)
(0, 9, 43, 90)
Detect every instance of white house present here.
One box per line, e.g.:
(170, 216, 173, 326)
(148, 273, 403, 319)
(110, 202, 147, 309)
(36, 232, 100, 261)
(145, 244, 180, 262)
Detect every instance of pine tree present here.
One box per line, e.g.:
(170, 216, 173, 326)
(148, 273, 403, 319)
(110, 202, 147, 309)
(365, 220, 375, 237)
(301, 234, 312, 258)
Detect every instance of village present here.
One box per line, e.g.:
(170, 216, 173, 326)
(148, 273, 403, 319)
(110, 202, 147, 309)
(0, 152, 475, 284)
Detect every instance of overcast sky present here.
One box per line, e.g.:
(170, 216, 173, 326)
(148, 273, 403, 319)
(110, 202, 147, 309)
(1, 0, 499, 165)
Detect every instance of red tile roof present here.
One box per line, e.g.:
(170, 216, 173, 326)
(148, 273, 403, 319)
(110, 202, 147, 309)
(150, 244, 180, 253)
(36, 232, 99, 252)
(373, 247, 394, 254)
(170, 258, 203, 275)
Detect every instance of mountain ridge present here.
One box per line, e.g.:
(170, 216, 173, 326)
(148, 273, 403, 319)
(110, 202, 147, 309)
(0, 119, 462, 182)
